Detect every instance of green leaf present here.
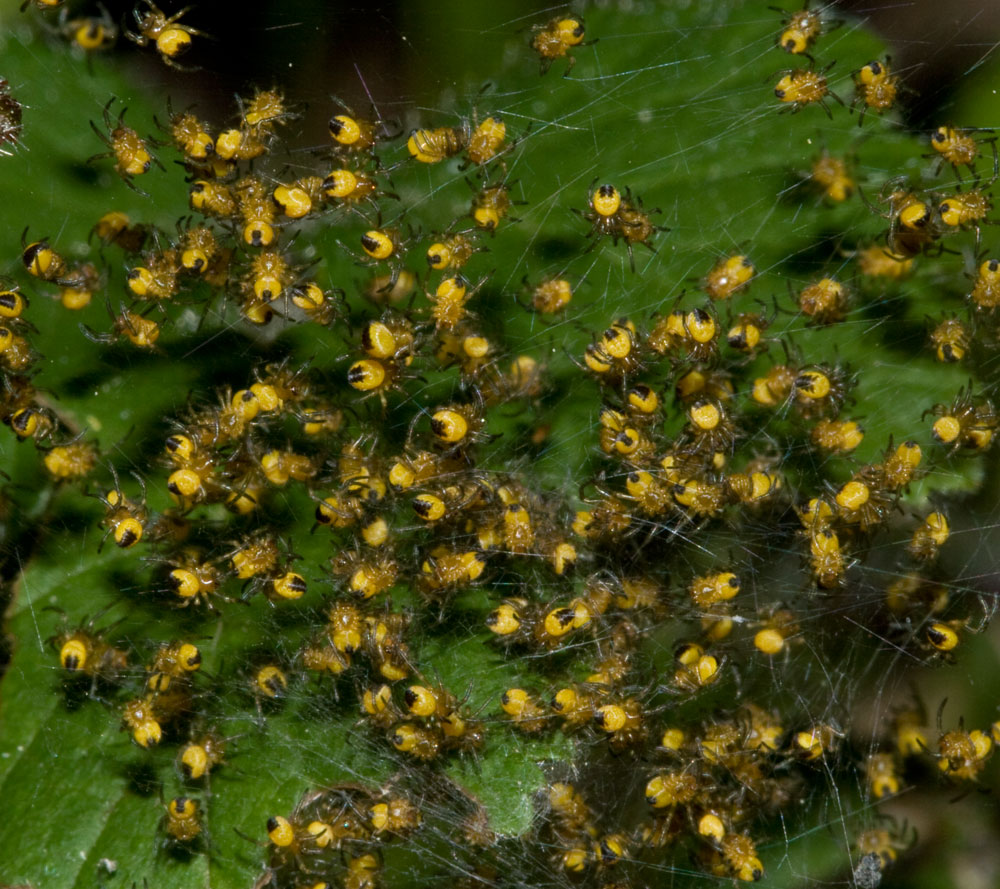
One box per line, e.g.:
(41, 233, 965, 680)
(0, 3, 994, 889)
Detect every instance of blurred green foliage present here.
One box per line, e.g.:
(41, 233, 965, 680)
(1, 2, 998, 888)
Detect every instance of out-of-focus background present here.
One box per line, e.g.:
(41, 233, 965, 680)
(26, 0, 1000, 140)
(837, 0, 1000, 125)
(2, 4, 1000, 888)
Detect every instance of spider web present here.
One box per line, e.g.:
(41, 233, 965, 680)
(1, 2, 999, 889)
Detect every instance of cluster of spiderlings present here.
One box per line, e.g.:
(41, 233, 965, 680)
(259, 777, 537, 889)
(261, 783, 420, 886)
(4, 3, 1000, 888)
(2, 244, 107, 445)
(51, 619, 213, 753)
(22, 0, 213, 67)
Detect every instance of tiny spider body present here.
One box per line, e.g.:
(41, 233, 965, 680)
(580, 184, 662, 271)
(925, 387, 998, 452)
(531, 16, 588, 74)
(930, 125, 996, 179)
(61, 6, 117, 54)
(810, 150, 854, 202)
(853, 59, 899, 124)
(126, 0, 205, 69)
(0, 79, 23, 156)
(89, 99, 160, 193)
